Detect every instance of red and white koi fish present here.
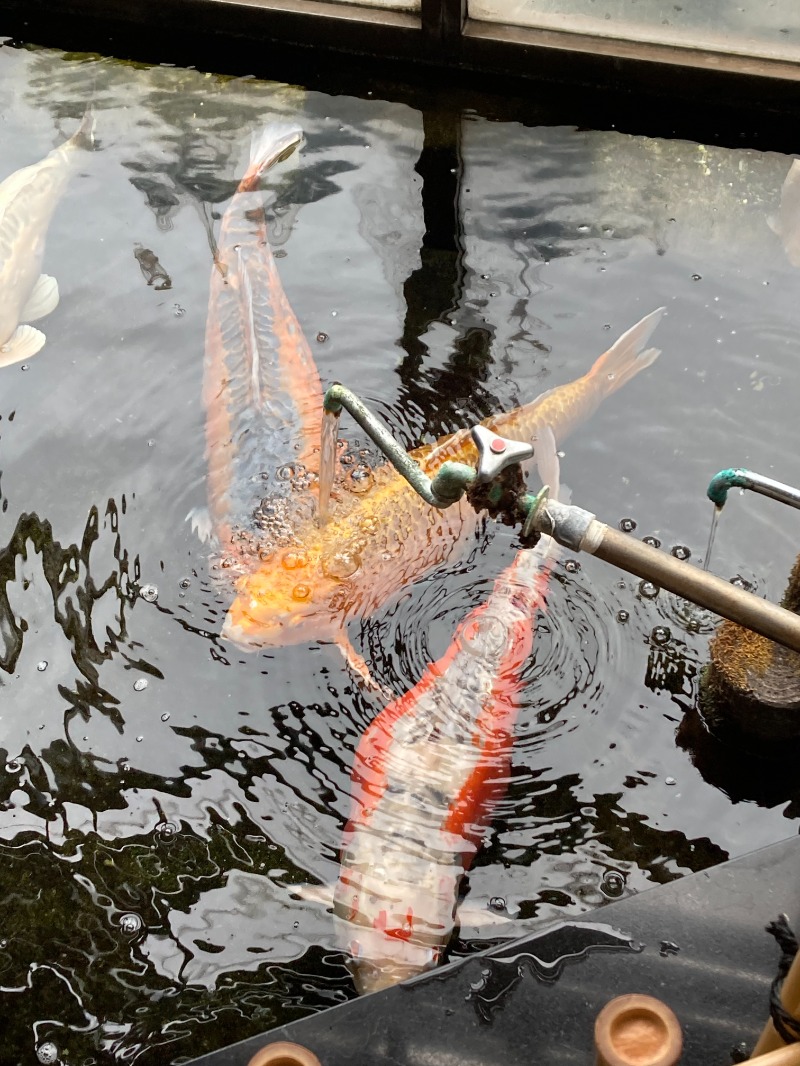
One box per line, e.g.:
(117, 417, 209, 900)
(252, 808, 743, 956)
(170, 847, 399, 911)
(199, 123, 323, 558)
(329, 429, 565, 994)
(0, 111, 93, 367)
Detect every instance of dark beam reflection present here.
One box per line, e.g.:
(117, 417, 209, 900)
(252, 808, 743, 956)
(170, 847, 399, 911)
(397, 109, 500, 440)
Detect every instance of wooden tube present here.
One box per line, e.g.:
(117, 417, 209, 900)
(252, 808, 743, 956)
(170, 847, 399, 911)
(753, 950, 800, 1057)
(595, 994, 682, 1066)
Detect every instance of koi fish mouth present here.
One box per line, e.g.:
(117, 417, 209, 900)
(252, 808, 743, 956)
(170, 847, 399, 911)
(220, 600, 322, 650)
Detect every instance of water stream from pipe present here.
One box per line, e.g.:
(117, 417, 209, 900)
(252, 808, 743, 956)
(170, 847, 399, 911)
(702, 503, 723, 572)
(317, 407, 341, 524)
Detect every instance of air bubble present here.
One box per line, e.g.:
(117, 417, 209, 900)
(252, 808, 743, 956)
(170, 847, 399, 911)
(179, 578, 191, 590)
(347, 465, 374, 494)
(564, 559, 580, 573)
(601, 871, 626, 898)
(489, 896, 506, 911)
(119, 913, 143, 937)
(156, 821, 178, 842)
(5, 760, 21, 774)
(292, 584, 311, 601)
(36, 1043, 59, 1065)
(690, 274, 702, 281)
(665, 776, 677, 786)
(160, 712, 171, 722)
(281, 550, 307, 570)
(671, 545, 691, 560)
(173, 304, 186, 317)
(642, 536, 661, 548)
(37, 661, 48, 672)
(322, 550, 362, 581)
(619, 517, 637, 533)
(316, 332, 328, 343)
(139, 584, 158, 603)
(616, 610, 630, 624)
(639, 581, 659, 599)
(651, 625, 671, 645)
(133, 678, 148, 692)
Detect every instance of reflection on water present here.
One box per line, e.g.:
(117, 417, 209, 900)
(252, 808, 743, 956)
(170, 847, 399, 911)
(1, 37, 800, 1065)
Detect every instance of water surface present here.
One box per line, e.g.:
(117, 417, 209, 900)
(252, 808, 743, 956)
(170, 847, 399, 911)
(1, 39, 799, 1065)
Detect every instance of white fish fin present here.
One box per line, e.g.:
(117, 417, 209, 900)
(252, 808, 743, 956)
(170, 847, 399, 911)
(0, 324, 46, 367)
(186, 505, 216, 545)
(590, 307, 665, 396)
(21, 274, 59, 322)
(292, 883, 335, 909)
(70, 108, 96, 152)
(248, 123, 303, 181)
(534, 424, 560, 503)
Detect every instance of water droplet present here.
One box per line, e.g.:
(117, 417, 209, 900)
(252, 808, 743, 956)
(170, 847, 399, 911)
(139, 584, 158, 603)
(619, 517, 637, 533)
(665, 776, 677, 786)
(133, 678, 148, 692)
(36, 1043, 59, 1065)
(564, 559, 580, 573)
(135, 735, 144, 743)
(316, 331, 328, 343)
(639, 581, 659, 599)
(281, 550, 307, 570)
(179, 577, 191, 590)
(671, 544, 691, 560)
(642, 536, 661, 548)
(489, 896, 506, 911)
(5, 760, 21, 774)
(601, 870, 626, 898)
(616, 610, 630, 624)
(173, 304, 186, 317)
(147, 439, 156, 448)
(20, 363, 29, 372)
(322, 550, 362, 581)
(160, 712, 171, 722)
(119, 912, 143, 937)
(36, 660, 48, 672)
(651, 625, 671, 645)
(292, 584, 311, 601)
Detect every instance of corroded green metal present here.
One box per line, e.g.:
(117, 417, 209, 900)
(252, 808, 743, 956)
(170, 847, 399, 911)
(707, 467, 800, 510)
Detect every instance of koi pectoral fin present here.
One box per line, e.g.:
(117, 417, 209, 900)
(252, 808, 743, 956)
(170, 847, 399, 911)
(21, 274, 59, 322)
(0, 324, 46, 367)
(186, 505, 216, 546)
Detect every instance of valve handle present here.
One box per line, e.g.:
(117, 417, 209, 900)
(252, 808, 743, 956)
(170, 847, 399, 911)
(471, 426, 534, 484)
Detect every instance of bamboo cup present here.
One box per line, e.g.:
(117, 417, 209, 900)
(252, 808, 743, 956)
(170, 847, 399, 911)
(595, 994, 682, 1066)
(247, 1041, 323, 1066)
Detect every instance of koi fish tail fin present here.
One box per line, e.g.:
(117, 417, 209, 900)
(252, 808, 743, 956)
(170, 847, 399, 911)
(240, 123, 303, 191)
(69, 108, 96, 152)
(534, 424, 561, 503)
(590, 307, 665, 397)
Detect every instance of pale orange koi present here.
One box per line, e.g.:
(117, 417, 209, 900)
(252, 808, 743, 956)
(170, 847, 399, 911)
(222, 308, 664, 672)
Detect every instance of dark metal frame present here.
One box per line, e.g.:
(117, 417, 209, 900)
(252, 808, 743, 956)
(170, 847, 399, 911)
(2, 0, 800, 148)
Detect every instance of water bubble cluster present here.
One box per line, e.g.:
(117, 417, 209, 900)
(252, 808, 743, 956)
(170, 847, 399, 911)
(36, 1043, 59, 1065)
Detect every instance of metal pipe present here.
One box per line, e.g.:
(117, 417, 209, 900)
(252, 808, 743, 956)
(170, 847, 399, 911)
(323, 383, 475, 507)
(707, 467, 800, 511)
(531, 499, 800, 655)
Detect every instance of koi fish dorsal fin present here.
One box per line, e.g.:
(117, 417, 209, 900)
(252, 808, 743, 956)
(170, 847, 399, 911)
(590, 307, 665, 396)
(21, 274, 59, 322)
(0, 324, 46, 367)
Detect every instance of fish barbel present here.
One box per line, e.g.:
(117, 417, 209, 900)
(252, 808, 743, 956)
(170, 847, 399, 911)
(333, 429, 565, 994)
(201, 123, 323, 553)
(0, 111, 93, 368)
(222, 307, 664, 671)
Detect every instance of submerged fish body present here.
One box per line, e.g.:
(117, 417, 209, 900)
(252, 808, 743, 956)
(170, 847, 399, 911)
(334, 491, 561, 994)
(770, 158, 800, 268)
(203, 123, 323, 568)
(222, 307, 664, 658)
(0, 112, 93, 368)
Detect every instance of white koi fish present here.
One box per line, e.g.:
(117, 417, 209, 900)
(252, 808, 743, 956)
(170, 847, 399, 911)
(0, 111, 93, 368)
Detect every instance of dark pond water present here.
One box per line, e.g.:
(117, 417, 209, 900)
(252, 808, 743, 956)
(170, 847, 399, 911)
(1, 38, 800, 1066)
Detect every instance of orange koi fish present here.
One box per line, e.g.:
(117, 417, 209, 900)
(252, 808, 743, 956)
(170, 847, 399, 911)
(199, 123, 323, 559)
(330, 429, 564, 994)
(222, 308, 664, 674)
